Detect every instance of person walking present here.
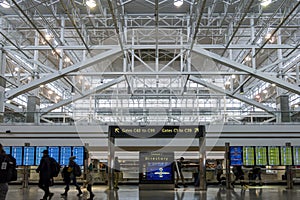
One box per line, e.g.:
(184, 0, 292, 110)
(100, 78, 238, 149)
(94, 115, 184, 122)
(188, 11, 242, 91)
(36, 150, 54, 200)
(231, 166, 247, 189)
(114, 157, 121, 189)
(175, 157, 186, 188)
(85, 165, 95, 200)
(215, 161, 223, 185)
(0, 143, 9, 200)
(61, 156, 82, 197)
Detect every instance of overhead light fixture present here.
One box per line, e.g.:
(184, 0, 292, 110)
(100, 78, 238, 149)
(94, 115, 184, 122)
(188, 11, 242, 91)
(295, 105, 299, 108)
(48, 90, 53, 95)
(45, 33, 52, 41)
(0, 0, 10, 8)
(86, 0, 96, 8)
(271, 83, 276, 87)
(174, 0, 183, 7)
(262, 89, 268, 94)
(245, 56, 251, 61)
(231, 74, 236, 79)
(260, 0, 272, 7)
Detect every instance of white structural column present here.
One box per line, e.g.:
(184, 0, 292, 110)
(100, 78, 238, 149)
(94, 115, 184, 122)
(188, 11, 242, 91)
(0, 48, 6, 122)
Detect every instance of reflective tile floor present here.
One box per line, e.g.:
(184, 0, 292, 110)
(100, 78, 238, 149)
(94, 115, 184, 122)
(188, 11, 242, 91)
(5, 185, 300, 200)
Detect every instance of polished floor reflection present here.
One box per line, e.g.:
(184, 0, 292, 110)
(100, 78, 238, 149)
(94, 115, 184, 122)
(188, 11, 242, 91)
(5, 185, 300, 200)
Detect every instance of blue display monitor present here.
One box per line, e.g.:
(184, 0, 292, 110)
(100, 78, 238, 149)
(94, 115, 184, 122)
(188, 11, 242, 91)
(139, 152, 174, 184)
(72, 146, 84, 166)
(60, 146, 72, 166)
(48, 147, 59, 163)
(3, 146, 10, 154)
(11, 146, 23, 166)
(36, 146, 47, 165)
(230, 146, 243, 166)
(23, 146, 35, 166)
(146, 162, 173, 181)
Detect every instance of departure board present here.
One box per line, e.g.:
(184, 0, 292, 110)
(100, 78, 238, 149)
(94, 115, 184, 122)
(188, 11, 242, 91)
(281, 146, 293, 166)
(11, 146, 23, 166)
(243, 146, 255, 166)
(60, 146, 72, 166)
(293, 146, 300, 166)
(255, 146, 267, 166)
(230, 146, 243, 166)
(23, 146, 35, 166)
(35, 146, 47, 165)
(48, 147, 59, 163)
(3, 146, 10, 154)
(268, 146, 280, 166)
(72, 147, 84, 166)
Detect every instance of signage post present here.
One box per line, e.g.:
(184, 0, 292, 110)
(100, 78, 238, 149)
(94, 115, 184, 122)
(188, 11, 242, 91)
(23, 143, 30, 189)
(286, 142, 293, 189)
(109, 125, 205, 190)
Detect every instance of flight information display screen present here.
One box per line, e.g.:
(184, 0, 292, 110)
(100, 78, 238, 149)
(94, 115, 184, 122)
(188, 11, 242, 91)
(255, 146, 267, 166)
(23, 146, 35, 166)
(48, 147, 59, 163)
(230, 146, 243, 166)
(3, 146, 10, 154)
(72, 147, 84, 166)
(60, 146, 72, 166)
(268, 146, 280, 166)
(139, 152, 174, 184)
(243, 146, 255, 166)
(293, 146, 300, 166)
(35, 146, 47, 165)
(11, 146, 23, 166)
(281, 146, 293, 166)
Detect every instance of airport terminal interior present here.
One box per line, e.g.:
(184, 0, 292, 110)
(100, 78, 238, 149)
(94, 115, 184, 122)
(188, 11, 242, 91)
(1, 0, 300, 199)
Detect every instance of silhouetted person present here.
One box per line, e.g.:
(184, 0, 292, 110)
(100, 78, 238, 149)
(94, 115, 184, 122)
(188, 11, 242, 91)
(36, 150, 54, 200)
(61, 156, 82, 197)
(175, 157, 186, 188)
(114, 157, 121, 189)
(231, 166, 247, 189)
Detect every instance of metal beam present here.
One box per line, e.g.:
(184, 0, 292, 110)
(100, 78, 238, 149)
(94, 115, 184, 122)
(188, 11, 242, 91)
(2, 44, 297, 50)
(189, 76, 275, 114)
(41, 76, 125, 114)
(192, 47, 300, 95)
(5, 48, 121, 99)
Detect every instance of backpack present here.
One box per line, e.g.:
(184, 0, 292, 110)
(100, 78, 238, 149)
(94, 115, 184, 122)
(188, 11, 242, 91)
(73, 163, 82, 177)
(49, 157, 60, 177)
(0, 154, 17, 183)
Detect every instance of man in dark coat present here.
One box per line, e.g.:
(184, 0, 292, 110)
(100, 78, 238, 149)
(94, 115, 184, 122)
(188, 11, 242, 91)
(36, 150, 54, 200)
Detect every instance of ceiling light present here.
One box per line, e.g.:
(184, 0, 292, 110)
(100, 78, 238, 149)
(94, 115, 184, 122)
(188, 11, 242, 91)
(295, 105, 299, 108)
(6, 100, 11, 104)
(271, 83, 276, 87)
(262, 89, 268, 94)
(55, 96, 60, 100)
(15, 67, 19, 72)
(245, 56, 251, 61)
(174, 0, 183, 7)
(48, 90, 53, 95)
(231, 75, 236, 79)
(40, 84, 44, 88)
(45, 33, 52, 41)
(0, 0, 10, 8)
(64, 57, 70, 63)
(225, 81, 230, 85)
(86, 0, 96, 8)
(260, 0, 272, 7)
(255, 95, 260, 99)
